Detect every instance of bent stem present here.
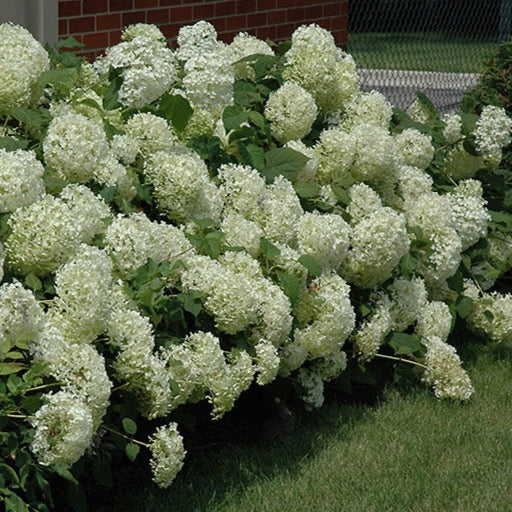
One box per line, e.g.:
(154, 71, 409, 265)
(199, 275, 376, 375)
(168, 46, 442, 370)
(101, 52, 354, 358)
(103, 425, 150, 448)
(374, 353, 428, 370)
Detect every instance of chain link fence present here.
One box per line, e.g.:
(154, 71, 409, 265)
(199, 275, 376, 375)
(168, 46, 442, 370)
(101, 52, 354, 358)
(349, 0, 512, 111)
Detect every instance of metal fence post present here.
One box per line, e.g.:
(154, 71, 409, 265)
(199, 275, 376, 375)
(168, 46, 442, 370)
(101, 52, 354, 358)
(499, 0, 512, 41)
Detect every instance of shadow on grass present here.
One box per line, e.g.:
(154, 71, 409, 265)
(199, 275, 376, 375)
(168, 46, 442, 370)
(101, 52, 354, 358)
(93, 334, 507, 512)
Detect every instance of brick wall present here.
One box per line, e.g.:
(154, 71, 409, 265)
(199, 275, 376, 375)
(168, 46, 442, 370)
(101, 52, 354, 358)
(58, 0, 348, 60)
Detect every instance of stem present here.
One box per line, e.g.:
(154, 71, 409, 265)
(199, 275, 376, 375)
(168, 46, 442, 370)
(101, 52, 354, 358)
(4, 413, 29, 419)
(25, 381, 63, 393)
(103, 425, 150, 448)
(374, 353, 427, 370)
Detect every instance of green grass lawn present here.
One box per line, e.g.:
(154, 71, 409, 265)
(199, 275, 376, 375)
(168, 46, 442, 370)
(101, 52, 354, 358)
(98, 339, 512, 512)
(349, 32, 498, 73)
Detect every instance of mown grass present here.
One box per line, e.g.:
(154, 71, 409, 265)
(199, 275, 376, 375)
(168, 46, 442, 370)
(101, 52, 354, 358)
(349, 32, 498, 73)
(96, 339, 512, 512)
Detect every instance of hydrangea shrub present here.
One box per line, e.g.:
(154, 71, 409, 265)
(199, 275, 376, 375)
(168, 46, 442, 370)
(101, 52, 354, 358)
(0, 20, 511, 511)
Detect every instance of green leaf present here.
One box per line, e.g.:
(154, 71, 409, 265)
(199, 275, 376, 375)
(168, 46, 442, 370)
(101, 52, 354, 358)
(399, 253, 417, 277)
(36, 68, 78, 95)
(446, 271, 463, 293)
(125, 442, 140, 462)
(239, 142, 265, 171)
(277, 272, 301, 306)
(24, 273, 42, 292)
(260, 237, 281, 259)
(122, 418, 137, 435)
(159, 93, 193, 133)
(248, 110, 267, 130)
(178, 292, 203, 318)
(262, 147, 309, 183)
(51, 464, 79, 485)
(233, 80, 263, 108)
(294, 181, 320, 199)
(298, 254, 322, 277)
(102, 68, 123, 111)
(236, 53, 277, 80)
(456, 296, 473, 319)
(223, 105, 249, 132)
(0, 137, 29, 151)
(463, 137, 481, 156)
(0, 463, 20, 485)
(388, 332, 422, 356)
(56, 36, 85, 50)
(4, 493, 29, 512)
(0, 363, 25, 376)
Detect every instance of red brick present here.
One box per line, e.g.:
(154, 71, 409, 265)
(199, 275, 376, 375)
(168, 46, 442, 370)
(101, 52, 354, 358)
(247, 12, 267, 27)
(256, 25, 277, 41)
(109, 29, 123, 45)
(277, 0, 295, 7)
(275, 22, 296, 39)
(147, 8, 170, 23)
(324, 2, 342, 16)
(214, 1, 235, 17)
(341, 1, 348, 16)
(109, 0, 133, 11)
(286, 7, 304, 21)
(159, 0, 182, 5)
(257, 0, 276, 8)
(122, 10, 147, 25)
(295, 0, 316, 5)
(225, 14, 247, 30)
(193, 3, 215, 19)
(218, 30, 240, 43)
(59, 19, 69, 36)
(96, 13, 122, 30)
(214, 17, 227, 31)
(304, 5, 319, 19)
(83, 0, 109, 14)
(83, 31, 110, 49)
(159, 23, 180, 40)
(236, 0, 255, 14)
(169, 6, 193, 22)
(135, 0, 158, 7)
(69, 16, 95, 33)
(59, 1, 81, 17)
(76, 49, 97, 60)
(268, 10, 285, 25)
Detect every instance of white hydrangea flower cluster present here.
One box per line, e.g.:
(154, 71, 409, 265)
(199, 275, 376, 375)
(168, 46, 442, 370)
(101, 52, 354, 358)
(352, 295, 392, 360)
(294, 272, 355, 359)
(283, 24, 359, 113)
(43, 111, 109, 183)
(448, 179, 490, 251)
(149, 423, 186, 488)
(341, 207, 410, 288)
(0, 281, 44, 344)
(394, 128, 435, 170)
(416, 300, 453, 342)
(421, 336, 474, 400)
(145, 150, 222, 223)
(31, 321, 112, 429)
(346, 183, 382, 223)
(95, 24, 177, 108)
(0, 22, 49, 113)
(124, 112, 177, 156)
(442, 112, 462, 144)
(264, 81, 318, 143)
(296, 212, 350, 271)
(254, 338, 280, 385)
(176, 21, 220, 61)
(220, 213, 263, 257)
(49, 245, 113, 343)
(466, 289, 512, 343)
(473, 105, 512, 167)
(5, 195, 82, 276)
(30, 390, 94, 466)
(314, 128, 355, 185)
(343, 90, 393, 129)
(389, 277, 428, 331)
(0, 149, 45, 212)
(109, 308, 173, 419)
